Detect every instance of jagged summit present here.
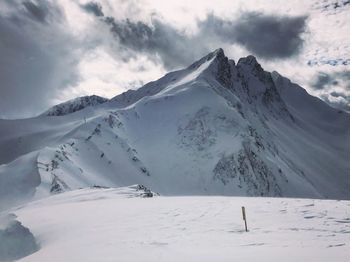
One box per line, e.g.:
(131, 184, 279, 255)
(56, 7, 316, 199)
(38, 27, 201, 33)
(207, 47, 225, 59)
(187, 49, 266, 88)
(213, 47, 224, 55)
(237, 55, 259, 66)
(108, 48, 290, 117)
(194, 49, 261, 72)
(237, 55, 264, 75)
(210, 47, 227, 62)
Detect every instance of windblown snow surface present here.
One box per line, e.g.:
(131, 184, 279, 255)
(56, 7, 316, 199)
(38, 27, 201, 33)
(7, 186, 350, 262)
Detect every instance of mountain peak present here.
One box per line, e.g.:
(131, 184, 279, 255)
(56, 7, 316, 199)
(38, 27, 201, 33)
(187, 48, 227, 70)
(237, 55, 264, 75)
(212, 47, 225, 57)
(43, 95, 108, 116)
(237, 55, 259, 66)
(204, 48, 225, 60)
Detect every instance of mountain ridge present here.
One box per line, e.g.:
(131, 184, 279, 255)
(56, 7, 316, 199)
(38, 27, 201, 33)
(43, 95, 109, 117)
(1, 48, 349, 210)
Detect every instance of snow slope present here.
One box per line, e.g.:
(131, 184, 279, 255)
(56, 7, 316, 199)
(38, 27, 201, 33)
(0, 48, 350, 209)
(7, 187, 350, 262)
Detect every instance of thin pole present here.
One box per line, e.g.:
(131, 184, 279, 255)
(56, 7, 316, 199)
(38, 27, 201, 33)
(242, 206, 248, 232)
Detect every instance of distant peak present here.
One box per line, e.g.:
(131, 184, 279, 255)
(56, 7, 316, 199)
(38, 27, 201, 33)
(44, 95, 109, 116)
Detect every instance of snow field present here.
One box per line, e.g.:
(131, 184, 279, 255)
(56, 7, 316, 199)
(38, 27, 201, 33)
(12, 187, 350, 262)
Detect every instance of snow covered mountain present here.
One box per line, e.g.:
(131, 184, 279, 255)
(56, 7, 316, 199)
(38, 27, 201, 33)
(43, 95, 108, 116)
(1, 48, 350, 210)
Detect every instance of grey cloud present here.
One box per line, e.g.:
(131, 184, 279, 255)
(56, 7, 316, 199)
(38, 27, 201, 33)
(22, 1, 48, 23)
(198, 13, 307, 59)
(307, 58, 350, 66)
(231, 12, 307, 59)
(81, 2, 104, 17)
(315, 0, 350, 13)
(321, 94, 350, 112)
(311, 71, 350, 112)
(199, 12, 307, 59)
(311, 71, 350, 90)
(338, 71, 350, 82)
(330, 91, 349, 98)
(103, 17, 209, 69)
(311, 72, 339, 90)
(0, 1, 81, 118)
(21, 0, 64, 24)
(81, 4, 308, 68)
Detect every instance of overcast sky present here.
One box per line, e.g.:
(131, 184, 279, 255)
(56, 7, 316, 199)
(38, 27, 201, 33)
(0, 0, 349, 118)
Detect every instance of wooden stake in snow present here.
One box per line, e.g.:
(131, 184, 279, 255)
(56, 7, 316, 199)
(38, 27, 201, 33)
(241, 206, 248, 232)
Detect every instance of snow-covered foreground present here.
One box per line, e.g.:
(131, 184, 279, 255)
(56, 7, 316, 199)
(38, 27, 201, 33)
(9, 187, 350, 262)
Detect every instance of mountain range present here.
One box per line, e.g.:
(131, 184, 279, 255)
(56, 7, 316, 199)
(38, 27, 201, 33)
(1, 48, 349, 210)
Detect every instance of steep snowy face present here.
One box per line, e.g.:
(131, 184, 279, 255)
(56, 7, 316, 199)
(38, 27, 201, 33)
(233, 55, 291, 119)
(197, 48, 235, 88)
(1, 48, 350, 209)
(108, 48, 229, 108)
(180, 49, 292, 121)
(43, 95, 108, 116)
